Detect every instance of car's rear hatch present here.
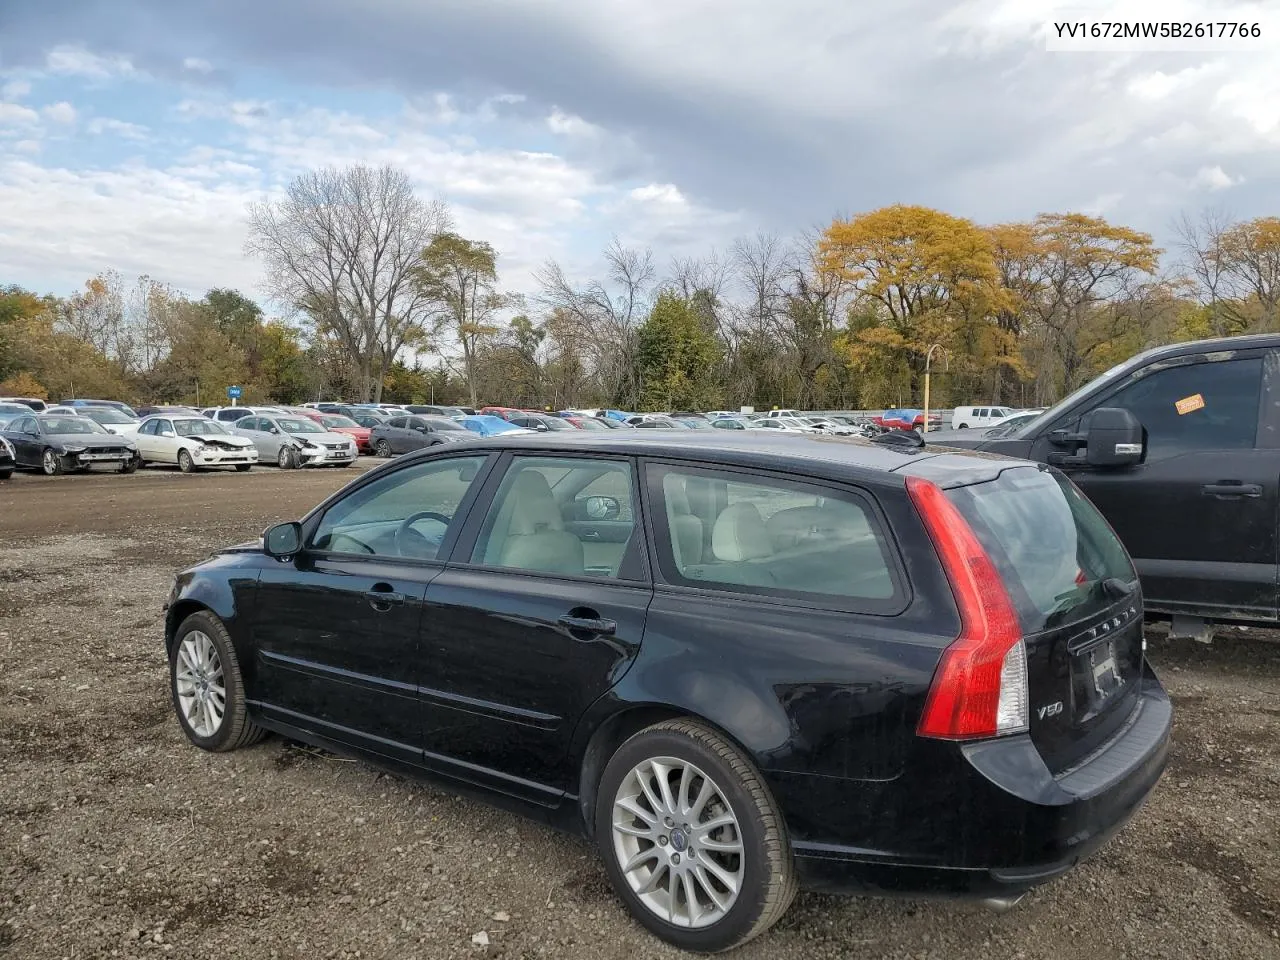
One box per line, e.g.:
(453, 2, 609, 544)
(944, 465, 1144, 774)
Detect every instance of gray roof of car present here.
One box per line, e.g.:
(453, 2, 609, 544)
(400, 429, 1033, 488)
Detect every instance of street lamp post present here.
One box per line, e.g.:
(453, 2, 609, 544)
(922, 344, 947, 434)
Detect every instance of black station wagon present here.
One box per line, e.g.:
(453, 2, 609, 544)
(164, 431, 1171, 951)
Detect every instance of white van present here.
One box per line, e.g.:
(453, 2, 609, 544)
(952, 405, 1014, 429)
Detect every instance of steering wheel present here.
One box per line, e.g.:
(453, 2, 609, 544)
(395, 511, 452, 558)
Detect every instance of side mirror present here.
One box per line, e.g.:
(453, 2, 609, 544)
(263, 521, 302, 558)
(1083, 407, 1144, 467)
(581, 495, 622, 520)
(268, 426, 279, 434)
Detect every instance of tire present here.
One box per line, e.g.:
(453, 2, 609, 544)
(277, 446, 297, 470)
(0, 469, 11, 481)
(169, 611, 267, 753)
(375, 439, 392, 458)
(595, 719, 797, 952)
(41, 448, 64, 476)
(235, 464, 252, 472)
(957, 424, 968, 429)
(120, 457, 138, 474)
(177, 449, 195, 473)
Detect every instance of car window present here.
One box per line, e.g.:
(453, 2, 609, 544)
(312, 456, 488, 560)
(156, 419, 173, 435)
(388, 417, 406, 429)
(175, 418, 228, 437)
(1099, 356, 1262, 459)
(471, 456, 637, 578)
(648, 465, 900, 607)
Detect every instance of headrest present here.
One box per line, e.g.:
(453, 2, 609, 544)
(666, 477, 693, 516)
(712, 503, 773, 562)
(506, 471, 564, 535)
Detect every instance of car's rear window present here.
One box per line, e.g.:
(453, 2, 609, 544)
(945, 466, 1136, 633)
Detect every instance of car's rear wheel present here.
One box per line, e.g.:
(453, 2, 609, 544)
(596, 719, 796, 952)
(277, 446, 297, 469)
(177, 449, 196, 473)
(375, 439, 392, 458)
(41, 449, 63, 476)
(170, 611, 265, 752)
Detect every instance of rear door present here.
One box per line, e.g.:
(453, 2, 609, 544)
(1039, 350, 1278, 621)
(418, 452, 652, 805)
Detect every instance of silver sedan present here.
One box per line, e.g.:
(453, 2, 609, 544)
(231, 414, 358, 469)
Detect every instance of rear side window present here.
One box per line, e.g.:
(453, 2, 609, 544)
(647, 464, 902, 609)
(946, 466, 1136, 633)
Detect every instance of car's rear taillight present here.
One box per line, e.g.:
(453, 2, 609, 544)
(906, 475, 1028, 740)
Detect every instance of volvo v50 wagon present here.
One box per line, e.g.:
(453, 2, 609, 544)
(164, 431, 1171, 952)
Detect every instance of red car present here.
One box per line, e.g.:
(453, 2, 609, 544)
(300, 412, 373, 453)
(873, 408, 944, 430)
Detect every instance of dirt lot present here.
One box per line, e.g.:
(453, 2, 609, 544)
(1, 463, 1278, 960)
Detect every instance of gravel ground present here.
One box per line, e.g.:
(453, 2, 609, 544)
(1, 463, 1278, 960)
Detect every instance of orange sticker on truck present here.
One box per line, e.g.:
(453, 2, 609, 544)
(1175, 393, 1205, 415)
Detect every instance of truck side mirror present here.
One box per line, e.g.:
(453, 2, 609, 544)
(1082, 407, 1144, 467)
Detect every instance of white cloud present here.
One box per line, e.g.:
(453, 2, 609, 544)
(1, 80, 32, 100)
(1193, 165, 1241, 191)
(45, 45, 137, 80)
(13, 140, 42, 155)
(548, 109, 603, 138)
(182, 57, 214, 73)
(0, 102, 40, 125)
(42, 101, 78, 125)
(86, 117, 150, 140)
(0, 94, 742, 299)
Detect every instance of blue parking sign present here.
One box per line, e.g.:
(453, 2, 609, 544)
(227, 385, 242, 399)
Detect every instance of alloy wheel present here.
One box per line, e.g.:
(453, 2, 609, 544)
(611, 757, 745, 929)
(42, 450, 59, 475)
(173, 630, 226, 738)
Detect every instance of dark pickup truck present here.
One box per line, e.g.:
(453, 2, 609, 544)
(941, 333, 1280, 641)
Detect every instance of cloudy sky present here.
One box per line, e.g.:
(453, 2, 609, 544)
(0, 0, 1277, 303)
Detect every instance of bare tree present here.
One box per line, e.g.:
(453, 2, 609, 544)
(246, 164, 451, 401)
(1175, 208, 1239, 335)
(533, 238, 655, 406)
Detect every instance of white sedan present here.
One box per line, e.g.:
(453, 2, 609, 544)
(133, 415, 259, 472)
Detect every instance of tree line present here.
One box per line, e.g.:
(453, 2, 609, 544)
(1, 162, 1277, 412)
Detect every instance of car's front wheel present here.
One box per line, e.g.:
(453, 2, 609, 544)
(375, 439, 392, 458)
(169, 611, 266, 752)
(177, 449, 196, 473)
(235, 464, 252, 472)
(120, 456, 139, 474)
(277, 446, 297, 469)
(41, 448, 64, 476)
(596, 719, 796, 952)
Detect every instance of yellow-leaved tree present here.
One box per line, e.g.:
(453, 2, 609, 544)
(817, 205, 1020, 407)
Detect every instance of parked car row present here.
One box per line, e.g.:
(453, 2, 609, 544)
(0, 396, 1040, 481)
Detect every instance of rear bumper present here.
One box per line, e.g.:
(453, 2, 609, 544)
(790, 664, 1171, 898)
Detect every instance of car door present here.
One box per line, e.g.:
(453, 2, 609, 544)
(132, 419, 158, 459)
(151, 419, 178, 463)
(418, 452, 653, 804)
(403, 417, 433, 451)
(1036, 349, 1279, 621)
(9, 417, 39, 465)
(253, 453, 494, 763)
